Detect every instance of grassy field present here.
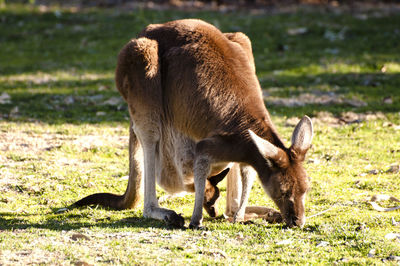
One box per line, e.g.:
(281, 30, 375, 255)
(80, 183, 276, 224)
(1, 3, 400, 264)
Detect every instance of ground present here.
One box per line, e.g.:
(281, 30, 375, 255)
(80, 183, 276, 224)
(0, 3, 400, 264)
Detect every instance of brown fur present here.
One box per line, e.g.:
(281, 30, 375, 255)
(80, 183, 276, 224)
(72, 19, 313, 228)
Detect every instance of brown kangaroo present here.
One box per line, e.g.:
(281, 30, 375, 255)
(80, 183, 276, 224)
(72, 19, 313, 228)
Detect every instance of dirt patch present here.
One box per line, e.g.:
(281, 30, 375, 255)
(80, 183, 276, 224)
(286, 111, 387, 127)
(0, 131, 128, 154)
(1, 247, 67, 265)
(264, 91, 367, 108)
(0, 132, 69, 154)
(71, 135, 128, 151)
(0, 129, 128, 192)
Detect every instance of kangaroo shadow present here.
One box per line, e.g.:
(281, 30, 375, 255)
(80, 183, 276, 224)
(0, 210, 188, 231)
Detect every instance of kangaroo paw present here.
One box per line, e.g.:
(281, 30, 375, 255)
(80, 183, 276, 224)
(164, 212, 185, 228)
(188, 223, 206, 230)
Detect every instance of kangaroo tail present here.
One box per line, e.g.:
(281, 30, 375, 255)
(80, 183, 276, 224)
(71, 121, 143, 210)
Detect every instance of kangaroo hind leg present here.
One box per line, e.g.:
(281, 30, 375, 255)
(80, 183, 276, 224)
(119, 37, 184, 228)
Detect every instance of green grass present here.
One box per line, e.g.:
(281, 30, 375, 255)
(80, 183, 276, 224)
(1, 3, 400, 264)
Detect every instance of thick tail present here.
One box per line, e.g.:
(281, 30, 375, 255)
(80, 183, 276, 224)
(72, 193, 126, 210)
(71, 121, 143, 210)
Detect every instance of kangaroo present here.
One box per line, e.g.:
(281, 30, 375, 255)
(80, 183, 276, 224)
(72, 19, 313, 228)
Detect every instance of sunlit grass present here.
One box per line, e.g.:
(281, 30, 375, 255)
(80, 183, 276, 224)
(276, 62, 400, 75)
(0, 71, 113, 83)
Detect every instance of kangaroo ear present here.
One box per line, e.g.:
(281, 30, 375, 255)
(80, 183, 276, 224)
(248, 130, 278, 158)
(248, 130, 289, 168)
(290, 116, 313, 157)
(209, 168, 230, 186)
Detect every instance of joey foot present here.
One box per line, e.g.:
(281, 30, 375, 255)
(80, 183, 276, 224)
(264, 209, 283, 224)
(226, 206, 283, 224)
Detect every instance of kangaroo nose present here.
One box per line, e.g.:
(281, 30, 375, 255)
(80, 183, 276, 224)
(285, 217, 295, 228)
(286, 216, 305, 228)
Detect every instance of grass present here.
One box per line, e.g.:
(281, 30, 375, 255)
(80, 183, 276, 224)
(1, 3, 400, 264)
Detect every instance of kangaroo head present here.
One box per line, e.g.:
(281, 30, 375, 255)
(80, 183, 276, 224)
(249, 116, 313, 227)
(203, 168, 230, 217)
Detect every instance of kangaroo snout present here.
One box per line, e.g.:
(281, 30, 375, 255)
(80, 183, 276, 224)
(285, 214, 305, 228)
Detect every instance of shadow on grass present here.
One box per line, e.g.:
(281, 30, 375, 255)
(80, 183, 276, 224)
(262, 73, 400, 89)
(1, 77, 113, 90)
(0, 211, 185, 231)
(0, 210, 284, 231)
(0, 72, 399, 125)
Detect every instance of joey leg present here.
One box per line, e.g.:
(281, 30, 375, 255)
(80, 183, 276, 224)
(233, 165, 256, 222)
